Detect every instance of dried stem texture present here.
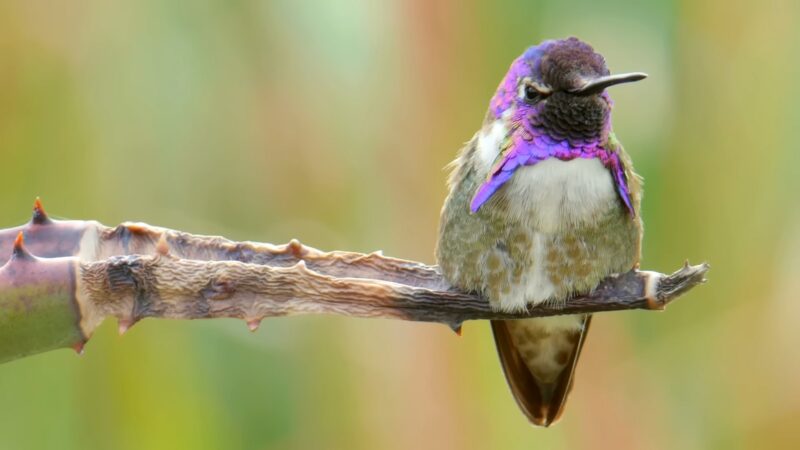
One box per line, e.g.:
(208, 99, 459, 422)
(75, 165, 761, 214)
(0, 199, 708, 363)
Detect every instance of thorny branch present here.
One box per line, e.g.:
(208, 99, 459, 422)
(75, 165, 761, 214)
(0, 199, 708, 364)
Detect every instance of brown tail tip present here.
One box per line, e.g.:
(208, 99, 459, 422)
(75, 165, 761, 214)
(533, 389, 570, 427)
(522, 380, 568, 427)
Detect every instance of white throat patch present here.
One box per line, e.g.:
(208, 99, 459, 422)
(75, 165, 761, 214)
(477, 120, 507, 169)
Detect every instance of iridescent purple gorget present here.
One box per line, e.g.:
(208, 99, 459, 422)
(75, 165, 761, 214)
(470, 42, 634, 216)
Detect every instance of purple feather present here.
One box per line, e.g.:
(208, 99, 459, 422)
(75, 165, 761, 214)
(470, 127, 634, 216)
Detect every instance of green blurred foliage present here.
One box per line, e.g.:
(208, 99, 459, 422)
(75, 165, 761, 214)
(1, 0, 799, 449)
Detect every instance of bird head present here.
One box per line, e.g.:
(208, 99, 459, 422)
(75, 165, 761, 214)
(489, 37, 646, 145)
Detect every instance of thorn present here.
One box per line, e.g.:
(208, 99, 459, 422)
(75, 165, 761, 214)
(155, 234, 169, 256)
(287, 239, 305, 257)
(683, 259, 691, 270)
(12, 232, 24, 250)
(118, 318, 135, 336)
(125, 223, 149, 236)
(372, 250, 384, 257)
(31, 197, 52, 225)
(449, 323, 463, 336)
(11, 232, 33, 260)
(293, 259, 308, 271)
(246, 319, 261, 332)
(72, 341, 86, 355)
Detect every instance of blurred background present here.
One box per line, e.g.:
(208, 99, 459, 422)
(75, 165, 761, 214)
(0, 0, 798, 449)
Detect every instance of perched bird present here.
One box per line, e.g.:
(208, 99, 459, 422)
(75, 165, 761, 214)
(436, 37, 645, 426)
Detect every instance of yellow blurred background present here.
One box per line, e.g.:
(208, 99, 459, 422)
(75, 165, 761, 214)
(1, 0, 798, 449)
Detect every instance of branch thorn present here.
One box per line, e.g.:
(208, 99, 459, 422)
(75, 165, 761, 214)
(246, 319, 261, 332)
(287, 239, 306, 258)
(118, 318, 136, 336)
(31, 197, 52, 225)
(11, 232, 33, 260)
(72, 341, 86, 355)
(155, 234, 170, 256)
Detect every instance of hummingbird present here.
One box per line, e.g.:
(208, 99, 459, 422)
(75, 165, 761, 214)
(435, 37, 645, 426)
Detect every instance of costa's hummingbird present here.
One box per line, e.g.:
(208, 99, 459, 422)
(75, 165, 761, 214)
(436, 37, 645, 426)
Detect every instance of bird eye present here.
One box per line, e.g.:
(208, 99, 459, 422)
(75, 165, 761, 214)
(524, 85, 540, 102)
(522, 82, 550, 103)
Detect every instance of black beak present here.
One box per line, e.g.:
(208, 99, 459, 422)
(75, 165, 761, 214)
(570, 72, 647, 96)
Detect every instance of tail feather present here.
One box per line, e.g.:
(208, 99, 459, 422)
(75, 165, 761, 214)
(491, 315, 592, 426)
